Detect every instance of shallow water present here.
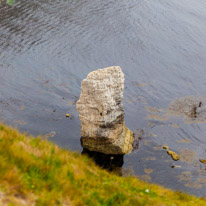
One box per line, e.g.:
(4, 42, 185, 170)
(1, 0, 206, 197)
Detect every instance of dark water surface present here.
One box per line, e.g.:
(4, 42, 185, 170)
(1, 0, 206, 197)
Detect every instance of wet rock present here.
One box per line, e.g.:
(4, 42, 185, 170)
(76, 66, 134, 154)
(167, 150, 180, 161)
(65, 113, 70, 117)
(199, 159, 206, 164)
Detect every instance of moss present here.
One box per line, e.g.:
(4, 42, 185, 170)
(0, 123, 205, 205)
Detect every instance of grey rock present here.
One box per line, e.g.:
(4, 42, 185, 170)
(76, 66, 134, 154)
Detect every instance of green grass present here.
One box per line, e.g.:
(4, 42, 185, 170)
(0, 123, 205, 205)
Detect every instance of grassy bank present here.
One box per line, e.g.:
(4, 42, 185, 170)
(0, 123, 205, 206)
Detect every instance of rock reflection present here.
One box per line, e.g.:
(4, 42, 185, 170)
(82, 148, 124, 175)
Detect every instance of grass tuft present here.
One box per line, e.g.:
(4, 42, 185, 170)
(0, 123, 205, 205)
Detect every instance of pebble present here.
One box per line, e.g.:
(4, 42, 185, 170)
(163, 146, 169, 150)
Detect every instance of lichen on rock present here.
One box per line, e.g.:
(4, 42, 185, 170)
(76, 66, 134, 154)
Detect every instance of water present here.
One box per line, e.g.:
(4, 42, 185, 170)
(1, 0, 206, 197)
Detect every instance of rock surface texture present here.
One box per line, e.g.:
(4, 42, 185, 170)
(76, 66, 134, 154)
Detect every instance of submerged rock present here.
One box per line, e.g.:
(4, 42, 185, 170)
(146, 96, 206, 124)
(168, 96, 206, 123)
(44, 131, 56, 139)
(76, 66, 134, 154)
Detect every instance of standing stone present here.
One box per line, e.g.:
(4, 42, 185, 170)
(76, 66, 134, 154)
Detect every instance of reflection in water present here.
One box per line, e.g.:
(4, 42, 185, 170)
(82, 148, 124, 175)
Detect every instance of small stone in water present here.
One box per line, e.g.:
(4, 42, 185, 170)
(162, 146, 169, 150)
(167, 150, 180, 161)
(171, 165, 181, 168)
(199, 159, 206, 164)
(65, 113, 70, 117)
